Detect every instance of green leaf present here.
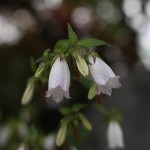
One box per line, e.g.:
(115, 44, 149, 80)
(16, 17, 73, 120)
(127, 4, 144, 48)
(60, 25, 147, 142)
(68, 24, 78, 44)
(88, 82, 97, 100)
(54, 39, 70, 53)
(78, 113, 92, 130)
(56, 123, 67, 146)
(72, 103, 87, 112)
(59, 107, 73, 116)
(78, 38, 107, 48)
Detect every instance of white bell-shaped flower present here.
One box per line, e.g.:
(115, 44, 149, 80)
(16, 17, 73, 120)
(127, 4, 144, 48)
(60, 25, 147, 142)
(46, 57, 70, 102)
(107, 121, 124, 149)
(88, 55, 121, 96)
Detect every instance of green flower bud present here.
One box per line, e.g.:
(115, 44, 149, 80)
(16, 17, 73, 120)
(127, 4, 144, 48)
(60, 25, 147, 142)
(56, 123, 67, 146)
(21, 78, 35, 105)
(78, 113, 92, 130)
(75, 52, 89, 76)
(35, 62, 46, 78)
(88, 82, 97, 100)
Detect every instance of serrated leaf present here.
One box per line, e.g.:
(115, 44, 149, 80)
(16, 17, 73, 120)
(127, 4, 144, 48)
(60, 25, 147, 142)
(72, 103, 87, 112)
(56, 123, 67, 146)
(68, 24, 78, 44)
(59, 107, 73, 116)
(54, 39, 70, 53)
(34, 62, 46, 78)
(75, 52, 89, 76)
(78, 113, 92, 130)
(88, 82, 97, 100)
(78, 38, 107, 48)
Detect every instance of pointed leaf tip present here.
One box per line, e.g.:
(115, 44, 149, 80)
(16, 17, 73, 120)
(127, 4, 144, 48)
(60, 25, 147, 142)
(67, 23, 78, 44)
(78, 38, 107, 48)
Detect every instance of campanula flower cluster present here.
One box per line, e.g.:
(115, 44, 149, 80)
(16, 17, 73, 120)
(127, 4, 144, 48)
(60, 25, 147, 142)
(21, 24, 124, 149)
(46, 53, 121, 102)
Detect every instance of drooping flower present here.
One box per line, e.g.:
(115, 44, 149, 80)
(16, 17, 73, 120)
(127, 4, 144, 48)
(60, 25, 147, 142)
(88, 55, 121, 96)
(46, 57, 70, 102)
(107, 121, 124, 149)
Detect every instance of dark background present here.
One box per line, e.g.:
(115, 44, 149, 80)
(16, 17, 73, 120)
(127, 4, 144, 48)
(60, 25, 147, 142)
(0, 0, 150, 149)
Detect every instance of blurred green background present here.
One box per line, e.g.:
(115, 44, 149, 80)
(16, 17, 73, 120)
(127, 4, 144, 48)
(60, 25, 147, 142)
(0, 0, 150, 149)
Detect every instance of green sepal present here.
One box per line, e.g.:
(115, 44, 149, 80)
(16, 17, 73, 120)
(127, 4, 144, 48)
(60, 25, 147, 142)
(88, 82, 97, 100)
(78, 38, 107, 48)
(68, 24, 78, 44)
(54, 39, 70, 53)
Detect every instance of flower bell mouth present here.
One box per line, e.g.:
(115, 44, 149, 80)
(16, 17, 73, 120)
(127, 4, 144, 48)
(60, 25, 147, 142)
(88, 55, 121, 96)
(46, 86, 70, 103)
(46, 57, 71, 102)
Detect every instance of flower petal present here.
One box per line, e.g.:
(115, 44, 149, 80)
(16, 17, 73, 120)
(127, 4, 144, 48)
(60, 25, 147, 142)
(46, 90, 52, 97)
(107, 76, 121, 89)
(48, 57, 64, 90)
(64, 91, 71, 99)
(59, 59, 70, 91)
(52, 86, 64, 103)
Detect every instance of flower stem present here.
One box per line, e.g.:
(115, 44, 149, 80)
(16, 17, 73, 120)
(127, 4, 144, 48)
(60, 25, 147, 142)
(72, 123, 83, 150)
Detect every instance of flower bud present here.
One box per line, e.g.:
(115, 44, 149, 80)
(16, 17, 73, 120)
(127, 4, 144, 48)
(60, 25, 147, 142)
(35, 62, 46, 78)
(78, 113, 92, 130)
(21, 78, 35, 105)
(107, 121, 124, 149)
(88, 82, 97, 100)
(56, 123, 67, 146)
(75, 52, 89, 76)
